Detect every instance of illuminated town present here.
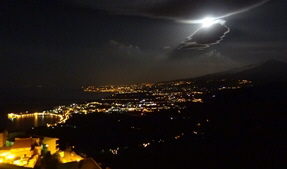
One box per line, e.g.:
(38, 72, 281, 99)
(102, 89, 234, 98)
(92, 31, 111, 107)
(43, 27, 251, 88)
(7, 79, 253, 128)
(5, 79, 254, 128)
(1, 79, 255, 168)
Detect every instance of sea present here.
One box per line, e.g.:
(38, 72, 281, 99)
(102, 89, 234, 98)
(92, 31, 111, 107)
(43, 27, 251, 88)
(0, 87, 111, 130)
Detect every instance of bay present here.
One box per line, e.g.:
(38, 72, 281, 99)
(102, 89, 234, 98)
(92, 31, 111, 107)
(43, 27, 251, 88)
(0, 87, 111, 130)
(8, 115, 60, 130)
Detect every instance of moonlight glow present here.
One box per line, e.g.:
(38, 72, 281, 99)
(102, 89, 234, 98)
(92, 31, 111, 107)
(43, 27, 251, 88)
(178, 17, 226, 27)
(200, 17, 218, 28)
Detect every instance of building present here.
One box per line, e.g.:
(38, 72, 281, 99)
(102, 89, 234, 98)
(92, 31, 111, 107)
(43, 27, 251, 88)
(57, 158, 102, 169)
(58, 147, 83, 163)
(42, 137, 59, 154)
(0, 137, 41, 168)
(0, 129, 8, 147)
(0, 131, 101, 169)
(10, 138, 41, 157)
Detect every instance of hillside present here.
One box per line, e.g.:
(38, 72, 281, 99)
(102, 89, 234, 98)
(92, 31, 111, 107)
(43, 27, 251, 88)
(186, 59, 287, 83)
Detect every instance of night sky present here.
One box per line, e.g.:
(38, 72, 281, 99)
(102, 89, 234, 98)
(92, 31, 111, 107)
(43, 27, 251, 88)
(1, 0, 286, 87)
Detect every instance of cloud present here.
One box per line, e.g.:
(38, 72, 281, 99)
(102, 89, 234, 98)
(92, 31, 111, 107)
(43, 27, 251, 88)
(143, 0, 271, 21)
(163, 46, 171, 49)
(109, 40, 141, 57)
(68, 1, 269, 51)
(69, 0, 270, 22)
(143, 49, 240, 82)
(195, 50, 237, 65)
(178, 23, 230, 50)
(109, 40, 139, 50)
(190, 50, 240, 74)
(177, 43, 209, 50)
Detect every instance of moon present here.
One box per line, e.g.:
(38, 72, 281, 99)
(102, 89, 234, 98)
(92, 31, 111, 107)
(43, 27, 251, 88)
(178, 17, 226, 27)
(200, 17, 219, 28)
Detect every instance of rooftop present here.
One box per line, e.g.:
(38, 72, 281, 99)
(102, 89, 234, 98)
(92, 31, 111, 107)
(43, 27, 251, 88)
(11, 139, 32, 149)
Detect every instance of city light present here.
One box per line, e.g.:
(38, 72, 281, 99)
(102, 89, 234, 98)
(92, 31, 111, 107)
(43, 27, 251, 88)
(6, 154, 15, 159)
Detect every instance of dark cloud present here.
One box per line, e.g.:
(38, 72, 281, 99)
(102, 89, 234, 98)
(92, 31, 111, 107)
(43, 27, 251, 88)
(177, 44, 209, 50)
(109, 40, 141, 57)
(163, 46, 171, 49)
(109, 40, 140, 49)
(62, 0, 270, 52)
(142, 0, 270, 21)
(190, 50, 241, 74)
(69, 0, 270, 21)
(178, 23, 230, 50)
(66, 0, 268, 51)
(143, 49, 241, 82)
(196, 50, 238, 65)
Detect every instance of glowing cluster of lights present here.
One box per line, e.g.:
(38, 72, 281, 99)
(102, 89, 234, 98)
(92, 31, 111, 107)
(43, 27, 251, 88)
(142, 143, 150, 147)
(8, 112, 61, 120)
(47, 110, 70, 127)
(0, 153, 15, 164)
(0, 151, 40, 167)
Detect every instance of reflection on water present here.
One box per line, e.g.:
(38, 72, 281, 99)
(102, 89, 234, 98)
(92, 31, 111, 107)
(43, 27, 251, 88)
(8, 115, 60, 130)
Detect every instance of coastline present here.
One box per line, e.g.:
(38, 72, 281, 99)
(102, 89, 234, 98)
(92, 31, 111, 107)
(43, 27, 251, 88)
(0, 87, 112, 130)
(0, 87, 112, 114)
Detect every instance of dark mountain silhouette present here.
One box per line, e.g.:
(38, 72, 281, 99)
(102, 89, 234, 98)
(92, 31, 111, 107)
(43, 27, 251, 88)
(186, 59, 287, 83)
